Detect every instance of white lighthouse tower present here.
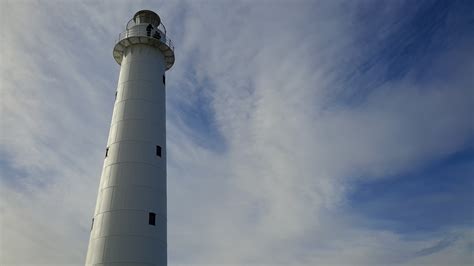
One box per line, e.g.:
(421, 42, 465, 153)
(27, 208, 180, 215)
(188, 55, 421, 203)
(85, 10, 174, 266)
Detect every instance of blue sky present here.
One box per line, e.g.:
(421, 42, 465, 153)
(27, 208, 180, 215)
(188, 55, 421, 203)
(1, 0, 473, 265)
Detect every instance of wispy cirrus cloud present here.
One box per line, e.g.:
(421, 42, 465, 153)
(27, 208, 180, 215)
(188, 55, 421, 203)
(1, 0, 473, 265)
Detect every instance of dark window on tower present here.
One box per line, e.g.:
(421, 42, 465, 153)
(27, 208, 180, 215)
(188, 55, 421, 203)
(91, 218, 94, 231)
(156, 145, 162, 157)
(105, 147, 109, 157)
(115, 91, 118, 100)
(162, 75, 165, 85)
(149, 212, 156, 225)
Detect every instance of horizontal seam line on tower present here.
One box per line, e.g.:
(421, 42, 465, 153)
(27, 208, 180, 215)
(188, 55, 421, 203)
(107, 139, 155, 146)
(118, 78, 164, 83)
(117, 79, 158, 86)
(91, 261, 155, 266)
(93, 213, 167, 225)
(102, 161, 163, 168)
(97, 187, 166, 197)
(92, 263, 155, 265)
(114, 97, 163, 106)
(107, 138, 162, 146)
(110, 117, 165, 126)
(115, 97, 161, 105)
(104, 160, 164, 169)
(94, 209, 167, 219)
(90, 233, 167, 245)
(99, 184, 166, 192)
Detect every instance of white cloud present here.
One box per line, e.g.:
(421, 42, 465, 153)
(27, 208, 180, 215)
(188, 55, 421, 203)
(1, 1, 472, 265)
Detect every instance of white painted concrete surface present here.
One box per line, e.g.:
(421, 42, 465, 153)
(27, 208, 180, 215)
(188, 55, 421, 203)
(85, 10, 174, 266)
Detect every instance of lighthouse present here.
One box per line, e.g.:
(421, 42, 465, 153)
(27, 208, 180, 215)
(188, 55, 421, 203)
(85, 10, 174, 266)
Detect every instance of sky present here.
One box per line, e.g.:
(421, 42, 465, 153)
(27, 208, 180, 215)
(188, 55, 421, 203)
(0, 0, 473, 265)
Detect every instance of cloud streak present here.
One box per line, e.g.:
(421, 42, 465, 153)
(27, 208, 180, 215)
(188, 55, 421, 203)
(1, 0, 473, 265)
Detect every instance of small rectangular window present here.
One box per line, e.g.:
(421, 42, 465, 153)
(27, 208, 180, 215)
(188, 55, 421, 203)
(115, 91, 118, 100)
(91, 218, 94, 231)
(105, 147, 109, 157)
(149, 212, 156, 225)
(162, 75, 165, 85)
(156, 145, 162, 157)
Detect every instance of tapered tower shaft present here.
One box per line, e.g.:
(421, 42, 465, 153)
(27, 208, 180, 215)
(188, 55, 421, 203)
(85, 10, 174, 266)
